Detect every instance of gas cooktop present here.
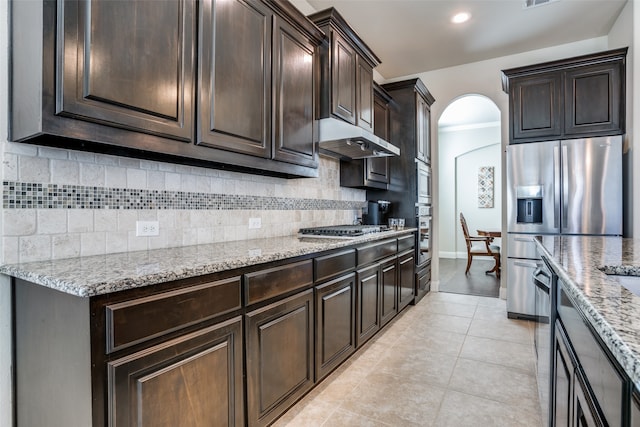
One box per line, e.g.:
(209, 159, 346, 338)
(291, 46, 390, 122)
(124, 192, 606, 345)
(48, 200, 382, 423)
(298, 224, 390, 239)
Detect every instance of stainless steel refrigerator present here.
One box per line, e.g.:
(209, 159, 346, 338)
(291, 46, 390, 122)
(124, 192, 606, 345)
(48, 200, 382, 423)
(506, 135, 622, 319)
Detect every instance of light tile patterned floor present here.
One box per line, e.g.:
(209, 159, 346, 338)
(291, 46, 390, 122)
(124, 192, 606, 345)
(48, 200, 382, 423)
(273, 292, 543, 427)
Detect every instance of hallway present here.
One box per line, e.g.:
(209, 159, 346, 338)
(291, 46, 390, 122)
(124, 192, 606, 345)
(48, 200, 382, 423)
(274, 277, 542, 426)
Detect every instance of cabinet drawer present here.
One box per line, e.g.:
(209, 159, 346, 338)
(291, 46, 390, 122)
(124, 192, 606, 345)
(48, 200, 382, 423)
(417, 264, 431, 293)
(245, 260, 313, 305)
(357, 238, 397, 266)
(315, 249, 356, 283)
(106, 276, 242, 353)
(557, 284, 624, 426)
(397, 234, 415, 252)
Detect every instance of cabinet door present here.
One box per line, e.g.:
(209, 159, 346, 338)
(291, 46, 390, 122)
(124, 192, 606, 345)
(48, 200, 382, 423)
(58, 0, 195, 141)
(554, 325, 574, 427)
(416, 94, 431, 163)
(365, 95, 390, 186)
(246, 289, 314, 427)
(574, 371, 604, 427)
(356, 263, 381, 347)
(564, 62, 623, 136)
(415, 261, 431, 304)
(631, 390, 640, 427)
(356, 56, 374, 133)
(315, 273, 357, 381)
(272, 16, 318, 168)
(198, 0, 272, 158)
(510, 73, 563, 141)
(365, 157, 390, 187)
(398, 250, 415, 311)
(380, 256, 398, 327)
(107, 316, 244, 427)
(331, 32, 357, 124)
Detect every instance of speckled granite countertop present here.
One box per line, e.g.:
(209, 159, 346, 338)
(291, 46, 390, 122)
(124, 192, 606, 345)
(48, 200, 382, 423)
(536, 235, 640, 389)
(0, 229, 415, 298)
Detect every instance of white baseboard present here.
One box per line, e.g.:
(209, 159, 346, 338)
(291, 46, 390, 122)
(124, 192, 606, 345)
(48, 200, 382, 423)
(438, 252, 467, 259)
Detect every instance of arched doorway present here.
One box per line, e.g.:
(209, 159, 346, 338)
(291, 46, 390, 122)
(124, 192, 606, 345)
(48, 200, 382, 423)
(437, 94, 502, 296)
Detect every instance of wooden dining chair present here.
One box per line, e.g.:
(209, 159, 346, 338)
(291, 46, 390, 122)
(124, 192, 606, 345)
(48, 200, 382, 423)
(459, 213, 501, 278)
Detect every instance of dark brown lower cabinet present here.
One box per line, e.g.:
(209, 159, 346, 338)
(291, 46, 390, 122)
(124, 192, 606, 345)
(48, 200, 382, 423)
(356, 263, 381, 347)
(554, 322, 605, 427)
(555, 318, 607, 427)
(574, 369, 603, 427)
(414, 260, 431, 304)
(245, 289, 315, 427)
(632, 391, 640, 427)
(315, 273, 357, 381)
(398, 249, 415, 311)
(13, 233, 418, 427)
(380, 256, 398, 327)
(554, 324, 573, 427)
(107, 316, 244, 426)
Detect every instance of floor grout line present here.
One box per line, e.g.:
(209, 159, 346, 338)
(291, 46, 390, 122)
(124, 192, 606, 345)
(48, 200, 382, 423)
(278, 261, 542, 426)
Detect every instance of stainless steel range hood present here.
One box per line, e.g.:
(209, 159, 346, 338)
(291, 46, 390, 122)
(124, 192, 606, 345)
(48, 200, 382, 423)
(317, 118, 400, 160)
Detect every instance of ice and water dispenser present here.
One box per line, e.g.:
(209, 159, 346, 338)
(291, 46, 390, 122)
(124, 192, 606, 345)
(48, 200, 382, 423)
(516, 185, 543, 224)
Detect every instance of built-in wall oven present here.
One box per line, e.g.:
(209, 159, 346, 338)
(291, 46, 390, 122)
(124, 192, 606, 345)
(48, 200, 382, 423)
(417, 161, 431, 205)
(417, 204, 432, 266)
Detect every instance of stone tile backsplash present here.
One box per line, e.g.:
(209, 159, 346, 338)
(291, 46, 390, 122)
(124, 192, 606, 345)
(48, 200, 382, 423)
(2, 143, 366, 264)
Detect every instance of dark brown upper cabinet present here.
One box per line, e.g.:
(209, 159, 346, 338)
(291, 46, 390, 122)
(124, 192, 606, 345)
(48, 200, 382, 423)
(356, 56, 375, 133)
(502, 48, 627, 144)
(272, 15, 319, 167)
(10, 0, 324, 178)
(309, 8, 380, 132)
(509, 74, 563, 141)
(564, 62, 623, 136)
(330, 32, 357, 124)
(198, 0, 320, 169)
(340, 83, 392, 189)
(11, 0, 196, 145)
(197, 0, 272, 158)
(382, 78, 435, 165)
(57, 0, 195, 142)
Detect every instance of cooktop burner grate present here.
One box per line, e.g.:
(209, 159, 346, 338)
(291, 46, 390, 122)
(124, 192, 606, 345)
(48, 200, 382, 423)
(298, 224, 390, 238)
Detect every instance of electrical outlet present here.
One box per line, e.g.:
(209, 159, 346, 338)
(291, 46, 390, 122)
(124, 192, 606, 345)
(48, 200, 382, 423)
(248, 217, 262, 229)
(136, 220, 159, 236)
(248, 248, 262, 257)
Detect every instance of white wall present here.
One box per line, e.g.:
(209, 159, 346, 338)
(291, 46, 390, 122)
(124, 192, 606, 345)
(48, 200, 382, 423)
(608, 1, 640, 237)
(438, 125, 501, 257)
(607, 0, 635, 237)
(455, 144, 502, 257)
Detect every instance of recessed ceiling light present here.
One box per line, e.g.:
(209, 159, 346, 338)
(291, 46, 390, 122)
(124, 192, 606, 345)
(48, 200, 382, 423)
(451, 12, 471, 24)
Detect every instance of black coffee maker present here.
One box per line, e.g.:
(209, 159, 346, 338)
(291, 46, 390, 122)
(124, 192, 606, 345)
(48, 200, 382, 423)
(363, 200, 391, 225)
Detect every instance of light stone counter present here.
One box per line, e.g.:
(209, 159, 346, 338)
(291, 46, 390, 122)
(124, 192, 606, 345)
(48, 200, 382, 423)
(0, 229, 415, 298)
(536, 235, 640, 389)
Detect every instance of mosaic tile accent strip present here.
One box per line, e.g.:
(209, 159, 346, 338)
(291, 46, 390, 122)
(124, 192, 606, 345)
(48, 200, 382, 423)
(3, 181, 365, 211)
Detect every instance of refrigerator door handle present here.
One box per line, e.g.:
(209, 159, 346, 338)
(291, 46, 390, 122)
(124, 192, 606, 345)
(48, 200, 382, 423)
(562, 144, 569, 231)
(554, 145, 561, 229)
(513, 260, 542, 269)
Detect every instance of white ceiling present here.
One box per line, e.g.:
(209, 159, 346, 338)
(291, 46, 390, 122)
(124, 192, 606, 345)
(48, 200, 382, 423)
(305, 0, 628, 79)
